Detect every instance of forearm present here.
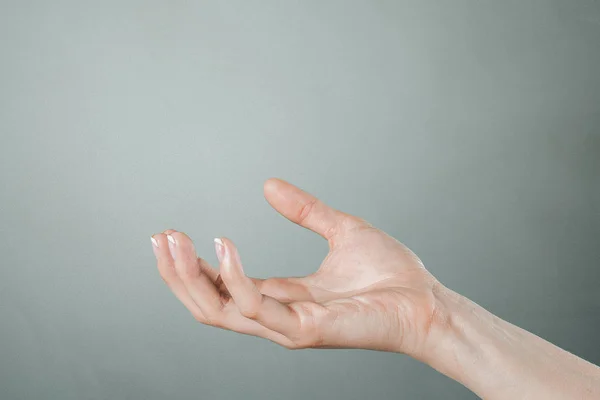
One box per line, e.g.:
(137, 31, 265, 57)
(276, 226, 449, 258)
(421, 284, 600, 399)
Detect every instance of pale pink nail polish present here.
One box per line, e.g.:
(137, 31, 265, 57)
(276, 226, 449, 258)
(214, 238, 225, 263)
(151, 237, 159, 258)
(167, 235, 176, 260)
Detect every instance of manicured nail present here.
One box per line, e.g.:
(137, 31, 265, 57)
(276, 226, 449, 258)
(167, 235, 176, 260)
(151, 237, 159, 258)
(214, 238, 225, 263)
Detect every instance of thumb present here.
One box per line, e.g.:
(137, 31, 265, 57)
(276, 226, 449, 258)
(263, 178, 361, 241)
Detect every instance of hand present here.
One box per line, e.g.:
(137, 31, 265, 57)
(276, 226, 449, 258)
(151, 178, 441, 357)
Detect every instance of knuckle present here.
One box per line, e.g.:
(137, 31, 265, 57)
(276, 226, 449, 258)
(297, 199, 318, 225)
(285, 333, 320, 349)
(192, 313, 205, 323)
(283, 342, 303, 350)
(288, 303, 323, 347)
(240, 306, 259, 320)
(240, 310, 258, 320)
(202, 313, 222, 327)
(239, 296, 263, 320)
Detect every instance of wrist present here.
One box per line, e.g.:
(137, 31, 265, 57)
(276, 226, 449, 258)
(418, 283, 519, 398)
(417, 283, 471, 372)
(417, 283, 600, 399)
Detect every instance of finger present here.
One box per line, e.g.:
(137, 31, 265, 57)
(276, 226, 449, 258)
(162, 230, 221, 278)
(215, 237, 303, 339)
(263, 178, 364, 241)
(198, 257, 220, 282)
(306, 296, 398, 352)
(167, 231, 224, 322)
(256, 277, 315, 303)
(161, 232, 220, 282)
(152, 233, 206, 321)
(165, 230, 310, 303)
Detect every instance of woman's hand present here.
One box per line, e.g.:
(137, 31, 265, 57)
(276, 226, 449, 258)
(151, 178, 442, 357)
(152, 178, 600, 399)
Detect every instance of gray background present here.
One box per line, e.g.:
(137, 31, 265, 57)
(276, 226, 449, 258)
(1, 1, 599, 399)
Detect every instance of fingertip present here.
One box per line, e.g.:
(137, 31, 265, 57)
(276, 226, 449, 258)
(168, 231, 198, 264)
(264, 177, 284, 186)
(213, 237, 225, 263)
(264, 177, 291, 196)
(218, 236, 234, 249)
(263, 178, 277, 195)
(171, 231, 198, 247)
(218, 237, 247, 279)
(152, 232, 169, 250)
(217, 237, 236, 265)
(216, 239, 262, 318)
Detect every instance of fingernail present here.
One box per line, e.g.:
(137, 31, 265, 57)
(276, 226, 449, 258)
(151, 236, 159, 258)
(214, 238, 225, 263)
(167, 235, 176, 260)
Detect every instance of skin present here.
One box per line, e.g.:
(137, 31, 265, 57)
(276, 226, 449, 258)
(151, 178, 600, 399)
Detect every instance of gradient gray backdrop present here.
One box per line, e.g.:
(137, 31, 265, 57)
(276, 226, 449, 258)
(1, 1, 599, 399)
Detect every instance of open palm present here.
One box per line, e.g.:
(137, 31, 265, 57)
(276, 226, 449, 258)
(152, 179, 440, 356)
